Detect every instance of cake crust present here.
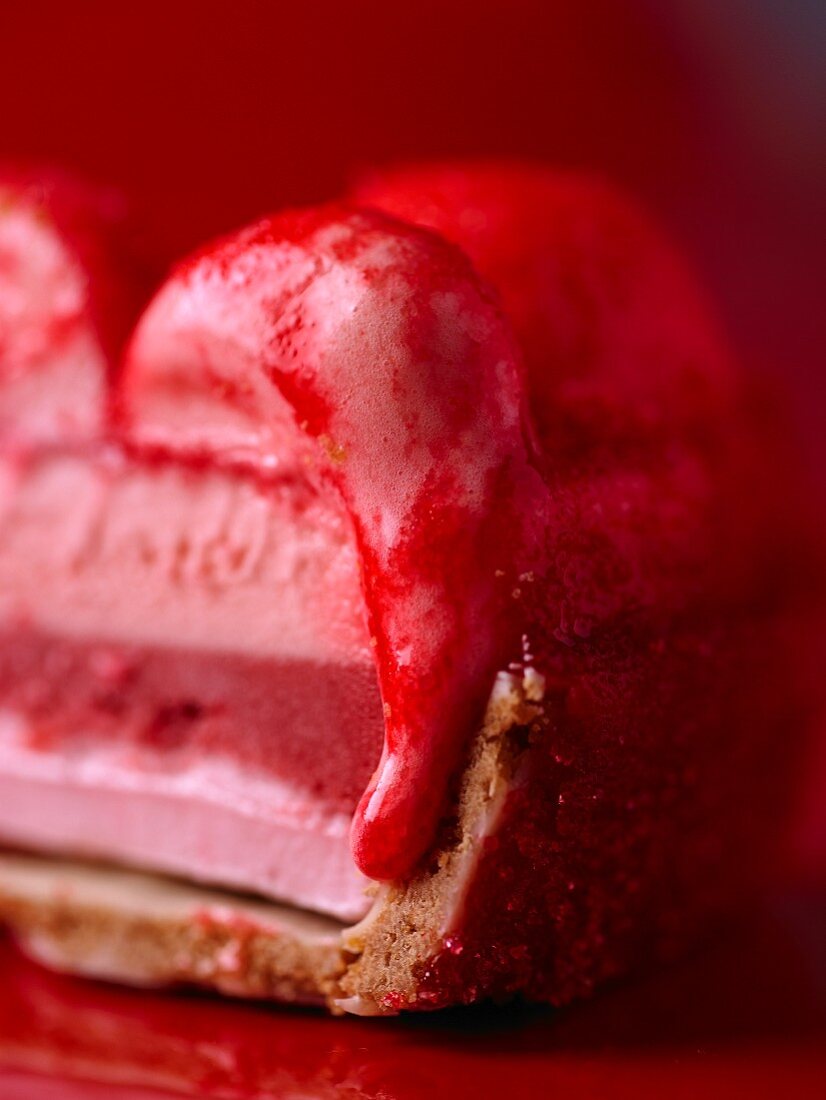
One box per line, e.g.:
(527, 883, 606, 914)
(0, 854, 347, 1006)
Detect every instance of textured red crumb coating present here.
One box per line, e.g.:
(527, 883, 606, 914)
(119, 206, 547, 881)
(402, 613, 807, 1011)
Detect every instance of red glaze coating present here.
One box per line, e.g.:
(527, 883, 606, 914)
(120, 206, 547, 880)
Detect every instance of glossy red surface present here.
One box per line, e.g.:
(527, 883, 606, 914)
(0, 893, 824, 1098)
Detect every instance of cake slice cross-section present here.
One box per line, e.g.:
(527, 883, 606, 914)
(0, 164, 811, 1014)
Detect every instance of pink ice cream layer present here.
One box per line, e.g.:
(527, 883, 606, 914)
(0, 448, 384, 922)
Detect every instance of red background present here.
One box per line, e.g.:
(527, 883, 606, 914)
(0, 3, 824, 1095)
(1, 0, 822, 465)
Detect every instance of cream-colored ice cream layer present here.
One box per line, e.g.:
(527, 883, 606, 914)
(0, 449, 384, 921)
